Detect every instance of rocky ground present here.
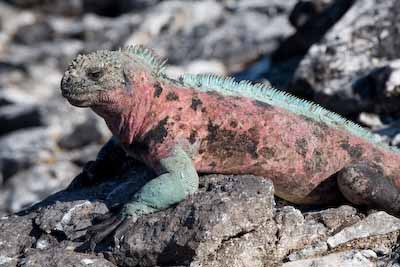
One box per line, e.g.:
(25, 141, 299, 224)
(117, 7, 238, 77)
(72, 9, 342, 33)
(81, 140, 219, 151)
(1, 0, 400, 266)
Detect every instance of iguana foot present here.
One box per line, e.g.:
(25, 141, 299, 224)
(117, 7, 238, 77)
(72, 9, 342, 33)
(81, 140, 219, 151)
(337, 162, 400, 214)
(85, 211, 129, 251)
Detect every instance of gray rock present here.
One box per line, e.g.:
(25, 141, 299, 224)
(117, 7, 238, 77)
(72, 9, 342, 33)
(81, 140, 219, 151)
(0, 104, 44, 136)
(292, 0, 400, 116)
(0, 88, 36, 107)
(114, 175, 276, 267)
(35, 199, 109, 240)
(78, 13, 142, 53)
(21, 248, 116, 267)
(287, 241, 328, 261)
(304, 205, 362, 234)
(224, 0, 296, 12)
(6, 0, 83, 16)
(0, 127, 58, 180)
(126, 0, 294, 70)
(0, 214, 34, 258)
(327, 211, 400, 249)
(13, 20, 55, 45)
(275, 206, 327, 258)
(58, 116, 110, 150)
(4, 162, 80, 213)
(283, 250, 377, 267)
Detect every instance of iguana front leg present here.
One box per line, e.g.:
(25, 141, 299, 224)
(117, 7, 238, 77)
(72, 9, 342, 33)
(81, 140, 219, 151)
(86, 146, 199, 250)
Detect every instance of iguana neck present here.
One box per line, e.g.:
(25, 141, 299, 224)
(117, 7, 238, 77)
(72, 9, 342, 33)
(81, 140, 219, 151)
(92, 73, 154, 144)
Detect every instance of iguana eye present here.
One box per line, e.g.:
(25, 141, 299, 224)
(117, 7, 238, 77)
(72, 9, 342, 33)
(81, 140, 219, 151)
(87, 68, 104, 81)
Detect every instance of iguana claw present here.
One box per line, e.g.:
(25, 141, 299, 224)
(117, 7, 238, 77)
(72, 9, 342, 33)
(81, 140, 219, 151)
(85, 212, 127, 251)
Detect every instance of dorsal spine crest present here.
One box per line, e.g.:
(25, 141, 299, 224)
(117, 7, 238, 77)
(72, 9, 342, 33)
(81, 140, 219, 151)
(123, 45, 167, 75)
(180, 74, 398, 153)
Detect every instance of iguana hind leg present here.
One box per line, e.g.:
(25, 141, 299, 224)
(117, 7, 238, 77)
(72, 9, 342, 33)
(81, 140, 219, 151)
(86, 146, 199, 250)
(337, 162, 400, 214)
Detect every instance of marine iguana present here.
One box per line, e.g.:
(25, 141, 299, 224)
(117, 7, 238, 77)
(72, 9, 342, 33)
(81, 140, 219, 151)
(61, 45, 400, 249)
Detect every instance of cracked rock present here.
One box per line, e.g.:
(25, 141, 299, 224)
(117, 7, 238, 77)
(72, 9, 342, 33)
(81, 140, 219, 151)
(304, 205, 363, 234)
(283, 250, 377, 267)
(275, 206, 327, 258)
(327, 211, 400, 249)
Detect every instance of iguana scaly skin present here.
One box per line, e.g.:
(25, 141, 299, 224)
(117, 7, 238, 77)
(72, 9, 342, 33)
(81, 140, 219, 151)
(61, 45, 400, 247)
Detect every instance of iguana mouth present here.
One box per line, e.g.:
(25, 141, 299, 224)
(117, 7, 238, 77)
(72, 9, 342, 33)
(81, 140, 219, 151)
(62, 90, 97, 107)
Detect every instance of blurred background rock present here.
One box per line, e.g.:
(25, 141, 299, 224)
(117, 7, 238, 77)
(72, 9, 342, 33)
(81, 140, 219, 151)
(0, 0, 400, 221)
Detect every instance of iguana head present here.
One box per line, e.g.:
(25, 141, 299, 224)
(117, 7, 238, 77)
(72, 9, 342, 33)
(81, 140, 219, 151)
(61, 46, 166, 107)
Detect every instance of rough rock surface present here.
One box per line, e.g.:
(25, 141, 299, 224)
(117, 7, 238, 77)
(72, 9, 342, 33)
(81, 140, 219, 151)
(2, 171, 400, 266)
(283, 250, 377, 267)
(1, 0, 400, 266)
(292, 0, 400, 120)
(327, 211, 400, 249)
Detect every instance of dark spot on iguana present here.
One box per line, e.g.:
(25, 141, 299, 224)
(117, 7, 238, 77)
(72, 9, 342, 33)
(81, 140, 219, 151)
(316, 121, 329, 131)
(189, 130, 197, 144)
(248, 126, 259, 139)
(372, 149, 383, 163)
(340, 142, 364, 160)
(153, 82, 163, 97)
(172, 114, 181, 121)
(209, 161, 217, 169)
(204, 121, 259, 162)
(301, 115, 329, 137)
(295, 138, 308, 157)
(166, 91, 179, 101)
(201, 107, 207, 113)
(229, 120, 238, 128)
(304, 150, 325, 175)
(259, 147, 275, 160)
(253, 100, 273, 110)
(191, 96, 203, 111)
(206, 91, 224, 100)
(310, 121, 330, 140)
(142, 116, 169, 147)
(301, 115, 314, 124)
